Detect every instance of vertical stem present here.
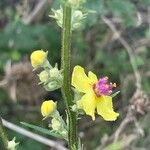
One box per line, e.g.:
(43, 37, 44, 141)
(0, 117, 8, 149)
(61, 3, 77, 150)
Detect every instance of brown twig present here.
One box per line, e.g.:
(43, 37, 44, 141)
(113, 107, 134, 142)
(102, 16, 142, 89)
(22, 0, 52, 24)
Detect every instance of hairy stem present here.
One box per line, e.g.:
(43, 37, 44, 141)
(0, 117, 8, 149)
(61, 3, 77, 150)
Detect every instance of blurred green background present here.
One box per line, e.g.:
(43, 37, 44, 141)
(0, 0, 150, 149)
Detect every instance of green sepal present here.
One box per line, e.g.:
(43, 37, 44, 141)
(111, 91, 120, 98)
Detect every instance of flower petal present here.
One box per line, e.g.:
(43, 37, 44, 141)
(30, 50, 47, 68)
(41, 100, 56, 117)
(78, 90, 96, 120)
(88, 71, 98, 84)
(72, 65, 91, 93)
(96, 96, 119, 121)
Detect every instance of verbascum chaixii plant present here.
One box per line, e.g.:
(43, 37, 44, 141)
(28, 0, 119, 149)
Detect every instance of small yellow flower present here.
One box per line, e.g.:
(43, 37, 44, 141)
(41, 100, 56, 117)
(30, 50, 47, 68)
(71, 65, 119, 121)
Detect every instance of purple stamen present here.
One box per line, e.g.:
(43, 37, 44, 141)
(93, 76, 116, 97)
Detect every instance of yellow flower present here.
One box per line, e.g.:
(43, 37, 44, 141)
(71, 65, 119, 121)
(30, 50, 47, 68)
(41, 100, 56, 117)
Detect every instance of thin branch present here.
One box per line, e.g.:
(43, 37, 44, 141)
(0, 79, 8, 87)
(102, 16, 142, 89)
(22, 0, 52, 24)
(133, 38, 150, 49)
(2, 118, 68, 150)
(113, 107, 134, 142)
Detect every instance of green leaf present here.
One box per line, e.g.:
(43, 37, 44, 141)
(111, 91, 120, 98)
(21, 122, 63, 139)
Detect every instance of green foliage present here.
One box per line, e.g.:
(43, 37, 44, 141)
(84, 0, 106, 26)
(0, 21, 60, 52)
(83, 0, 137, 27)
(0, 21, 61, 70)
(21, 122, 63, 139)
(107, 0, 136, 26)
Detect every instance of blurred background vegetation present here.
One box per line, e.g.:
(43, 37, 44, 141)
(0, 0, 150, 149)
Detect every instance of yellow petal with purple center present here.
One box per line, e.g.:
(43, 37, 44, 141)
(78, 90, 96, 120)
(88, 71, 98, 84)
(96, 96, 119, 121)
(72, 65, 91, 93)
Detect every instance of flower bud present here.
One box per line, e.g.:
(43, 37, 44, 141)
(45, 65, 63, 90)
(49, 7, 63, 28)
(51, 118, 62, 131)
(47, 81, 58, 91)
(49, 67, 60, 78)
(73, 10, 83, 20)
(72, 10, 86, 30)
(61, 130, 68, 138)
(41, 100, 56, 117)
(39, 70, 49, 83)
(49, 66, 63, 83)
(7, 137, 19, 150)
(50, 113, 68, 139)
(49, 7, 86, 30)
(30, 50, 47, 68)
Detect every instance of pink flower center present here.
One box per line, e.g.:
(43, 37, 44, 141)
(93, 76, 116, 97)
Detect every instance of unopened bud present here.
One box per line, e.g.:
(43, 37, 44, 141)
(49, 67, 60, 78)
(7, 137, 19, 150)
(41, 100, 56, 117)
(72, 10, 86, 30)
(51, 118, 62, 131)
(49, 7, 63, 28)
(30, 50, 47, 68)
(39, 70, 49, 83)
(47, 81, 58, 91)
